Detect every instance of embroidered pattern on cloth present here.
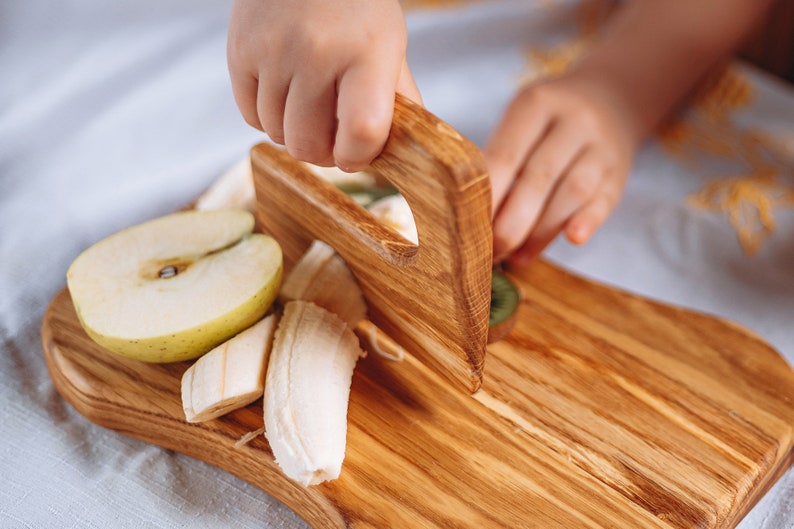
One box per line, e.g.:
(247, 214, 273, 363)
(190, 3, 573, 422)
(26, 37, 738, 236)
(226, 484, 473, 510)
(520, 0, 613, 85)
(659, 68, 794, 254)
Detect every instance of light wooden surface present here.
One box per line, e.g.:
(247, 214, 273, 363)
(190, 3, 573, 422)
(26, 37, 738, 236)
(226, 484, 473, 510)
(253, 95, 492, 394)
(42, 259, 794, 529)
(41, 95, 794, 528)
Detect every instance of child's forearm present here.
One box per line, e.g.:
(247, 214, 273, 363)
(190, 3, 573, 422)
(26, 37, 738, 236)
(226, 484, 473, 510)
(573, 0, 775, 141)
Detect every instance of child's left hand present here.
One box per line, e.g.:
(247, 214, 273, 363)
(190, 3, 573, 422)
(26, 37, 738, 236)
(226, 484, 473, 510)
(484, 68, 639, 263)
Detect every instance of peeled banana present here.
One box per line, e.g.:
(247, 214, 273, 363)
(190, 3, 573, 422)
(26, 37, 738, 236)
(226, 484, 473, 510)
(181, 314, 278, 423)
(190, 167, 375, 485)
(264, 300, 365, 486)
(279, 240, 367, 328)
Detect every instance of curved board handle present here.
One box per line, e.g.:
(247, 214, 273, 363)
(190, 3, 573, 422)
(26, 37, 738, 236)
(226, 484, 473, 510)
(252, 94, 492, 393)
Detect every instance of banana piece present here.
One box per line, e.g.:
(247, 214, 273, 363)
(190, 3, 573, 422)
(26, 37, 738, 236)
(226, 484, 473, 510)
(279, 240, 367, 328)
(181, 314, 278, 423)
(193, 156, 384, 214)
(304, 163, 377, 189)
(195, 155, 256, 213)
(367, 194, 418, 244)
(264, 300, 365, 486)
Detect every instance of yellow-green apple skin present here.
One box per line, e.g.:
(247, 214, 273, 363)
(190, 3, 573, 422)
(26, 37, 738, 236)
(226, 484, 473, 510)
(66, 209, 283, 362)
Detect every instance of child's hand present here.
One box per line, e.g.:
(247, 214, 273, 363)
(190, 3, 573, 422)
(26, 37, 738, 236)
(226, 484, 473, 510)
(227, 0, 421, 171)
(485, 70, 639, 263)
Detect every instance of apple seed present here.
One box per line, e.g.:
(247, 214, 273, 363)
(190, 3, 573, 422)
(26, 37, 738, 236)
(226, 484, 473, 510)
(159, 265, 178, 279)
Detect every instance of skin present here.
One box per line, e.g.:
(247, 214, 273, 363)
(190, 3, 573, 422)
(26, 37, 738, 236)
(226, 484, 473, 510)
(227, 0, 421, 171)
(227, 0, 775, 263)
(488, 0, 777, 263)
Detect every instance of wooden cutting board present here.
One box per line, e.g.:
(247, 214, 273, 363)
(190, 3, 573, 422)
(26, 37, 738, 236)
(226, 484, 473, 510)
(42, 97, 794, 529)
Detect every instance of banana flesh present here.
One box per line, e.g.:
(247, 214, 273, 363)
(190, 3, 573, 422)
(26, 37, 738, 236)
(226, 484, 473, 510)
(279, 240, 367, 328)
(195, 155, 256, 213)
(181, 188, 371, 485)
(264, 300, 365, 486)
(368, 194, 417, 244)
(181, 314, 278, 423)
(194, 155, 375, 213)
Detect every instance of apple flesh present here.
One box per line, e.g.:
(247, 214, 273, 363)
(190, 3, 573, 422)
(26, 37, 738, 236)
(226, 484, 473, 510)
(66, 209, 283, 363)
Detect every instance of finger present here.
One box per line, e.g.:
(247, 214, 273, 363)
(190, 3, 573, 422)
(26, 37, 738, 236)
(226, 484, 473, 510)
(334, 58, 398, 172)
(229, 70, 263, 132)
(255, 74, 289, 145)
(511, 148, 602, 262)
(396, 59, 423, 106)
(483, 95, 550, 216)
(282, 72, 337, 166)
(565, 188, 621, 245)
(491, 119, 586, 261)
(227, 17, 263, 132)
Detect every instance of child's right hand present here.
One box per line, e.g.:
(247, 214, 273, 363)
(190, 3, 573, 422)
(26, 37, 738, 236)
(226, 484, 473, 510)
(227, 0, 421, 172)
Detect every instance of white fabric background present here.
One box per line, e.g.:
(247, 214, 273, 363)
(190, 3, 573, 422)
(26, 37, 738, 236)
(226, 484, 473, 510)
(1, 0, 792, 527)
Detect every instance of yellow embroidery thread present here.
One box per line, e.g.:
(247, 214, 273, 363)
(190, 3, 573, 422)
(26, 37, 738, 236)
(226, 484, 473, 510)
(662, 67, 794, 253)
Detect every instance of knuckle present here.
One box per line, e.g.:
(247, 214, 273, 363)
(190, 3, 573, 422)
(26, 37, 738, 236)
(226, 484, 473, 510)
(227, 29, 257, 64)
(523, 163, 558, 192)
(567, 168, 600, 201)
(484, 148, 521, 176)
(345, 113, 389, 147)
(575, 101, 614, 139)
(291, 25, 338, 64)
(604, 185, 625, 207)
(518, 82, 550, 103)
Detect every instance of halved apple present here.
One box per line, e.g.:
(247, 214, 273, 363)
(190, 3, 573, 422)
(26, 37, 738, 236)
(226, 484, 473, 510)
(66, 209, 283, 363)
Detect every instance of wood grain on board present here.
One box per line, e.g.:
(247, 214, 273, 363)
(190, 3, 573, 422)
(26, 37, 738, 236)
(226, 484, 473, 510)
(253, 95, 492, 394)
(42, 95, 794, 528)
(42, 260, 794, 528)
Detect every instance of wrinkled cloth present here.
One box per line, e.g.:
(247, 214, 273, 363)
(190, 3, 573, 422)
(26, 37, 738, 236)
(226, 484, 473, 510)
(1, 0, 792, 527)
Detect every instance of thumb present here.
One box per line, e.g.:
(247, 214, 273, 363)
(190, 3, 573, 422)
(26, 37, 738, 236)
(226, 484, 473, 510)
(396, 59, 423, 107)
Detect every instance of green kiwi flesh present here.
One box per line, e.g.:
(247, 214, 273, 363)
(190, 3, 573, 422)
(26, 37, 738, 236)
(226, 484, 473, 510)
(335, 182, 399, 207)
(488, 270, 521, 343)
(490, 270, 520, 326)
(335, 179, 521, 340)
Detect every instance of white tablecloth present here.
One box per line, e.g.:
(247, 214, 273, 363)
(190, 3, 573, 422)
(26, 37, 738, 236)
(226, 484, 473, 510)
(2, 1, 792, 527)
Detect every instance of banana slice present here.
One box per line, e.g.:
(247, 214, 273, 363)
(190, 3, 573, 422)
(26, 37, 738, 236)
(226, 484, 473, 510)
(279, 240, 367, 328)
(264, 301, 365, 486)
(181, 314, 278, 423)
(368, 193, 418, 244)
(195, 155, 256, 213)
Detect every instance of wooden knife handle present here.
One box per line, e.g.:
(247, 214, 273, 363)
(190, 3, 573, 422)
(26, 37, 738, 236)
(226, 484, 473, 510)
(252, 94, 492, 393)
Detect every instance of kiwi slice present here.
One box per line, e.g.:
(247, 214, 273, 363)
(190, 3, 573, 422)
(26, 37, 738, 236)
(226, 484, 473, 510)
(335, 182, 399, 208)
(488, 270, 521, 343)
